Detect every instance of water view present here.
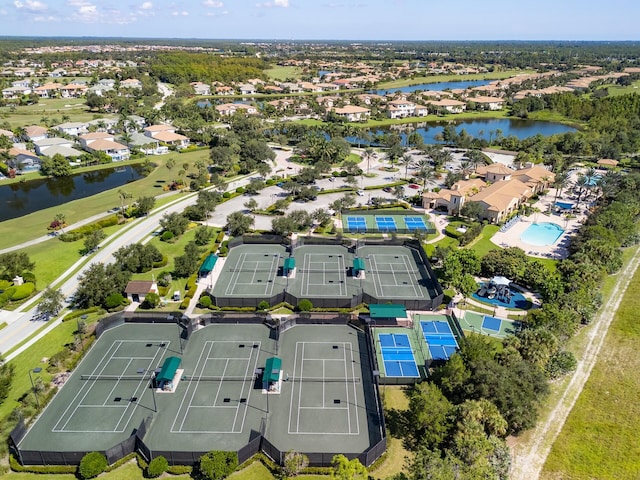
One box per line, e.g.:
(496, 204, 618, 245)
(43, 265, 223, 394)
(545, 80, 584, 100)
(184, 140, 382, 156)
(347, 118, 576, 145)
(372, 80, 492, 96)
(0, 165, 145, 222)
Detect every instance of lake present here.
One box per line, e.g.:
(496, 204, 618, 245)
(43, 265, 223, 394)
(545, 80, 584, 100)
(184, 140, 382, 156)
(372, 80, 492, 96)
(346, 118, 576, 145)
(0, 165, 145, 222)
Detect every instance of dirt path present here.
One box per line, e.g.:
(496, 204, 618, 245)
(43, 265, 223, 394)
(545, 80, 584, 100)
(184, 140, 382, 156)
(510, 246, 640, 480)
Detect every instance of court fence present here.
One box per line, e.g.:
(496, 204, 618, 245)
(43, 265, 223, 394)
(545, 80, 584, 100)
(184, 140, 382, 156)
(341, 209, 437, 235)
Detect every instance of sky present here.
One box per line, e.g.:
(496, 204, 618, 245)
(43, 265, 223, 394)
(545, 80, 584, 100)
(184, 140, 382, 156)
(0, 0, 638, 41)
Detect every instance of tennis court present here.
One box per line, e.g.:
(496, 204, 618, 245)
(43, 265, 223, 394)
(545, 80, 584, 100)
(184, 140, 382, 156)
(378, 333, 420, 378)
(420, 320, 459, 361)
(342, 211, 435, 234)
(361, 249, 426, 299)
(299, 252, 348, 298)
(457, 311, 522, 338)
(211, 244, 288, 300)
(19, 322, 382, 462)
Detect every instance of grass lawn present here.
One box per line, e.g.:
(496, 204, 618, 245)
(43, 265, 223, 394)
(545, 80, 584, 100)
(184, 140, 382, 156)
(0, 97, 96, 128)
(541, 262, 640, 480)
(265, 65, 302, 81)
(526, 110, 585, 128)
(0, 151, 212, 250)
(596, 80, 640, 97)
(466, 224, 500, 257)
(374, 70, 534, 89)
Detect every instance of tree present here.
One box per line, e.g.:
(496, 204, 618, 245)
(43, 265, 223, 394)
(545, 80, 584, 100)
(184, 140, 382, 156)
(83, 229, 106, 254)
(400, 153, 415, 179)
(194, 226, 214, 246)
(160, 212, 190, 237)
(407, 382, 453, 450)
(362, 147, 377, 173)
(54, 213, 67, 233)
(331, 454, 367, 480)
(114, 244, 163, 273)
(283, 450, 309, 478)
(75, 263, 131, 308)
(41, 153, 72, 177)
(198, 451, 238, 480)
(143, 292, 161, 309)
(135, 196, 156, 216)
(226, 211, 254, 236)
(244, 198, 259, 213)
(297, 299, 313, 312)
(0, 355, 14, 405)
(0, 251, 35, 280)
(79, 452, 108, 479)
(174, 241, 201, 278)
(37, 287, 64, 316)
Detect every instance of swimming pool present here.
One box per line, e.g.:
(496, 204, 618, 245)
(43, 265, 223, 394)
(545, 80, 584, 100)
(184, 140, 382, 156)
(555, 201, 575, 210)
(521, 222, 564, 246)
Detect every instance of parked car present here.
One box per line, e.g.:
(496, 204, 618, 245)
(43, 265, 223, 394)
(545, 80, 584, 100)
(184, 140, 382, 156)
(408, 184, 420, 189)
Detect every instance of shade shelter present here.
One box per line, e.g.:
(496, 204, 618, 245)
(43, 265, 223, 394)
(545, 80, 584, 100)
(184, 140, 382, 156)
(264, 357, 282, 384)
(156, 356, 181, 390)
(369, 304, 407, 320)
(199, 253, 218, 277)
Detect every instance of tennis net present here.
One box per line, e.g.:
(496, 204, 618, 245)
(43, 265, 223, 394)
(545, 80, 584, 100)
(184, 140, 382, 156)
(228, 268, 277, 273)
(80, 374, 361, 383)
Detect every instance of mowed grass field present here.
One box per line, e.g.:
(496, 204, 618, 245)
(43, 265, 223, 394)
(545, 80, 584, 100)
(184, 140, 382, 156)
(0, 97, 95, 128)
(541, 265, 640, 479)
(265, 65, 302, 81)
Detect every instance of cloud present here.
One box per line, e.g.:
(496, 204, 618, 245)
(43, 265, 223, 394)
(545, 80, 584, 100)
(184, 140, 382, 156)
(140, 1, 153, 10)
(256, 0, 289, 7)
(13, 0, 48, 12)
(203, 0, 223, 7)
(171, 10, 189, 16)
(65, 0, 135, 24)
(34, 14, 58, 21)
(206, 9, 228, 16)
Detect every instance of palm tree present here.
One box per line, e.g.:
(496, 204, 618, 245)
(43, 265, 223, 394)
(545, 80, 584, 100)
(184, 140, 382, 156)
(458, 160, 474, 179)
(552, 171, 570, 204)
(400, 153, 415, 180)
(54, 213, 66, 233)
(362, 147, 377, 173)
(416, 166, 436, 190)
(573, 174, 590, 209)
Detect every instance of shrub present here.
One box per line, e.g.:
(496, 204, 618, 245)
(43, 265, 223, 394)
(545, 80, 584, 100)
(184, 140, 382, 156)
(297, 299, 313, 312)
(215, 231, 225, 243)
(235, 187, 245, 194)
(257, 300, 270, 311)
(104, 293, 125, 309)
(10, 282, 35, 301)
(222, 192, 231, 198)
(200, 295, 212, 308)
(459, 222, 483, 246)
(79, 452, 108, 479)
(143, 292, 160, 309)
(161, 231, 174, 242)
(153, 255, 168, 268)
(198, 451, 238, 480)
(146, 456, 169, 478)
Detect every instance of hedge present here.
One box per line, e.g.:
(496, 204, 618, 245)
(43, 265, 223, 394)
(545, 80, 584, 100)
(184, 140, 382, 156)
(10, 455, 77, 474)
(58, 216, 119, 242)
(65, 306, 103, 320)
(10, 282, 35, 301)
(215, 231, 225, 243)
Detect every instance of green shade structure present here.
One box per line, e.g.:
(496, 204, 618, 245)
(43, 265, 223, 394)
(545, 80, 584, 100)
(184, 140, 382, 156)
(156, 356, 181, 383)
(353, 257, 365, 274)
(199, 253, 218, 276)
(264, 357, 282, 383)
(369, 304, 407, 319)
(283, 257, 296, 275)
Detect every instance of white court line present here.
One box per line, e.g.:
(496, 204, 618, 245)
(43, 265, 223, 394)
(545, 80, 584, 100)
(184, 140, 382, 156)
(343, 344, 350, 433)
(235, 342, 261, 433)
(224, 251, 246, 296)
(173, 341, 214, 432)
(349, 342, 360, 434)
(400, 255, 421, 297)
(296, 342, 305, 432)
(369, 254, 383, 297)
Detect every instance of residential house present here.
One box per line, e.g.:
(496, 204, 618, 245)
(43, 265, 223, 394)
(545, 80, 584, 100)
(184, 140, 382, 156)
(238, 84, 256, 95)
(125, 115, 146, 130)
(426, 98, 466, 113)
(2, 85, 31, 99)
(468, 96, 505, 110)
(34, 137, 83, 158)
(144, 124, 190, 149)
(49, 68, 67, 77)
(33, 83, 63, 98)
(60, 83, 88, 98)
(54, 122, 88, 137)
(214, 103, 259, 116)
(215, 86, 235, 95)
(120, 78, 142, 89)
(87, 83, 114, 96)
(86, 117, 118, 132)
(299, 82, 323, 93)
(356, 93, 384, 105)
(11, 79, 33, 88)
(281, 82, 302, 93)
(124, 132, 168, 155)
(23, 125, 48, 142)
(317, 83, 339, 91)
(385, 100, 429, 119)
(0, 129, 15, 141)
(422, 178, 486, 213)
(80, 133, 130, 161)
(8, 147, 41, 171)
(191, 82, 211, 96)
(263, 85, 284, 94)
(331, 105, 370, 122)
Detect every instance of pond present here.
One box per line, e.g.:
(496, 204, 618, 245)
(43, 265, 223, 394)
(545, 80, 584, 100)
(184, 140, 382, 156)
(0, 164, 145, 222)
(346, 118, 576, 145)
(372, 80, 492, 96)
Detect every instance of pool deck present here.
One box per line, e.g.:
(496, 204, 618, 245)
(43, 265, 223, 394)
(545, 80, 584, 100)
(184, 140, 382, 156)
(490, 191, 585, 260)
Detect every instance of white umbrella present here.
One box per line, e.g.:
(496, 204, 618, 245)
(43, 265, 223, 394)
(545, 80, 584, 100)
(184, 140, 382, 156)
(491, 276, 511, 286)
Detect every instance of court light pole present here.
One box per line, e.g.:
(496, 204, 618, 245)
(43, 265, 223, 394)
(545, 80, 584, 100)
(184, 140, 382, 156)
(28, 367, 42, 410)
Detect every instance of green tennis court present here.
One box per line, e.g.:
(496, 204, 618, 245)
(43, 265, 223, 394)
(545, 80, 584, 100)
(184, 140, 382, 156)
(18, 322, 381, 460)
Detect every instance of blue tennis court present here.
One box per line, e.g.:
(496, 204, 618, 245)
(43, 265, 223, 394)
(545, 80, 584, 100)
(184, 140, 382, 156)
(345, 216, 367, 231)
(375, 216, 397, 232)
(482, 315, 502, 332)
(379, 333, 420, 378)
(420, 321, 459, 361)
(405, 216, 428, 231)
(420, 321, 453, 336)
